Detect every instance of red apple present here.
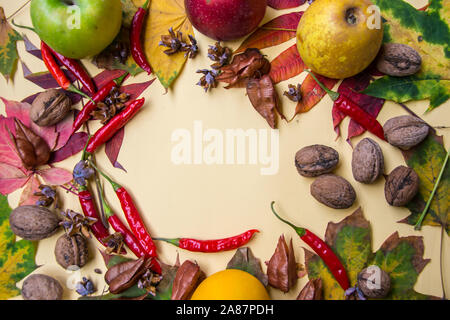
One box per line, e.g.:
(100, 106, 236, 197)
(185, 0, 267, 41)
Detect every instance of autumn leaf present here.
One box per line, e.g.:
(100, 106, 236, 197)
(304, 207, 439, 300)
(400, 131, 449, 235)
(0, 7, 22, 81)
(268, 0, 306, 10)
(269, 44, 305, 84)
(226, 247, 268, 287)
(134, 0, 193, 89)
(365, 0, 450, 110)
(18, 174, 40, 206)
(0, 194, 37, 299)
(235, 12, 303, 54)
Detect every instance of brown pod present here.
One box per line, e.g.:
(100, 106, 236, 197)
(22, 274, 63, 300)
(297, 278, 323, 300)
(171, 260, 205, 300)
(352, 138, 384, 184)
(295, 145, 339, 177)
(310, 174, 356, 209)
(54, 234, 89, 269)
(376, 43, 422, 77)
(9, 205, 60, 240)
(383, 115, 429, 150)
(384, 166, 420, 206)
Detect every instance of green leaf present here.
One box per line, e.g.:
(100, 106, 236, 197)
(0, 195, 37, 299)
(304, 208, 439, 300)
(367, 0, 450, 110)
(400, 131, 449, 234)
(362, 75, 450, 111)
(0, 7, 23, 81)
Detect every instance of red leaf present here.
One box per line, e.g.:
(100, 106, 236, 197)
(49, 132, 89, 164)
(268, 0, 306, 9)
(0, 163, 28, 195)
(23, 34, 42, 60)
(105, 127, 126, 171)
(19, 174, 41, 206)
(54, 111, 75, 150)
(2, 97, 32, 127)
(38, 167, 73, 186)
(0, 116, 23, 169)
(93, 69, 126, 89)
(25, 70, 77, 90)
(292, 73, 338, 117)
(120, 79, 156, 103)
(270, 44, 304, 84)
(332, 70, 384, 142)
(235, 12, 303, 53)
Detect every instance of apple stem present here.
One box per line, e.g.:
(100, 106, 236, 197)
(11, 19, 35, 33)
(305, 70, 340, 101)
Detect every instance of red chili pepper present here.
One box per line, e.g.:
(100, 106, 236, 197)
(154, 229, 259, 253)
(271, 202, 350, 291)
(46, 45, 96, 95)
(306, 71, 386, 141)
(85, 98, 145, 153)
(71, 73, 128, 135)
(40, 42, 92, 102)
(101, 193, 162, 274)
(130, 0, 152, 74)
(78, 188, 110, 247)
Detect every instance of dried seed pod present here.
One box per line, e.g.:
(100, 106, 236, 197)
(357, 265, 391, 298)
(9, 205, 60, 240)
(310, 174, 356, 209)
(171, 260, 205, 300)
(105, 257, 152, 294)
(54, 234, 89, 269)
(295, 145, 339, 177)
(352, 138, 384, 184)
(267, 234, 297, 293)
(21, 274, 63, 300)
(384, 166, 420, 206)
(297, 278, 323, 300)
(30, 89, 72, 127)
(376, 43, 422, 77)
(383, 115, 429, 150)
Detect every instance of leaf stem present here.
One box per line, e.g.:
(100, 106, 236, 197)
(414, 147, 450, 230)
(439, 226, 446, 300)
(6, 0, 32, 20)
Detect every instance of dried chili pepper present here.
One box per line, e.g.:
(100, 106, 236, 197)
(306, 70, 386, 141)
(85, 98, 145, 154)
(71, 73, 128, 135)
(40, 41, 92, 102)
(154, 229, 259, 253)
(130, 0, 152, 75)
(89, 162, 159, 261)
(101, 190, 162, 274)
(46, 45, 96, 95)
(270, 201, 350, 291)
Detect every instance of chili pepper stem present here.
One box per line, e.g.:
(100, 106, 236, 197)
(141, 0, 150, 9)
(68, 84, 95, 104)
(87, 159, 122, 191)
(152, 237, 180, 247)
(305, 70, 340, 101)
(270, 201, 306, 237)
(414, 147, 450, 230)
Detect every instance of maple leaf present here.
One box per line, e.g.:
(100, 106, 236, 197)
(0, 7, 22, 81)
(0, 194, 37, 299)
(304, 208, 440, 300)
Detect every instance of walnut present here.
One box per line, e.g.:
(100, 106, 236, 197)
(352, 138, 384, 184)
(384, 166, 420, 206)
(376, 43, 422, 77)
(30, 89, 72, 127)
(21, 274, 63, 300)
(54, 234, 89, 269)
(295, 145, 339, 177)
(384, 115, 429, 150)
(310, 174, 356, 209)
(9, 205, 60, 241)
(357, 265, 391, 299)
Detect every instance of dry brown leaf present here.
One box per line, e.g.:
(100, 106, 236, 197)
(267, 234, 297, 293)
(171, 260, 205, 300)
(297, 278, 323, 300)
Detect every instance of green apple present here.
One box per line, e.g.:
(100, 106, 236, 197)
(31, 0, 123, 59)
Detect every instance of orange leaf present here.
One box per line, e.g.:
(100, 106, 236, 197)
(270, 44, 304, 84)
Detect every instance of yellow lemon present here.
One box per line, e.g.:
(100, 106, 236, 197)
(297, 0, 384, 79)
(191, 269, 270, 300)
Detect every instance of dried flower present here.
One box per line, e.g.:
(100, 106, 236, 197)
(137, 268, 162, 296)
(73, 160, 95, 186)
(196, 69, 220, 92)
(76, 277, 95, 296)
(34, 184, 57, 207)
(159, 27, 184, 55)
(208, 42, 232, 69)
(60, 209, 97, 238)
(91, 88, 129, 124)
(104, 232, 125, 255)
(181, 35, 199, 59)
(283, 84, 302, 102)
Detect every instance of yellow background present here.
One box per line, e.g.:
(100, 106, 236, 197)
(1, 0, 448, 300)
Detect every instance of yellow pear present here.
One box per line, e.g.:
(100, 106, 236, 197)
(297, 0, 383, 79)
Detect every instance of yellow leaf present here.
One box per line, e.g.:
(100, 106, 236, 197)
(134, 0, 194, 88)
(0, 7, 22, 81)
